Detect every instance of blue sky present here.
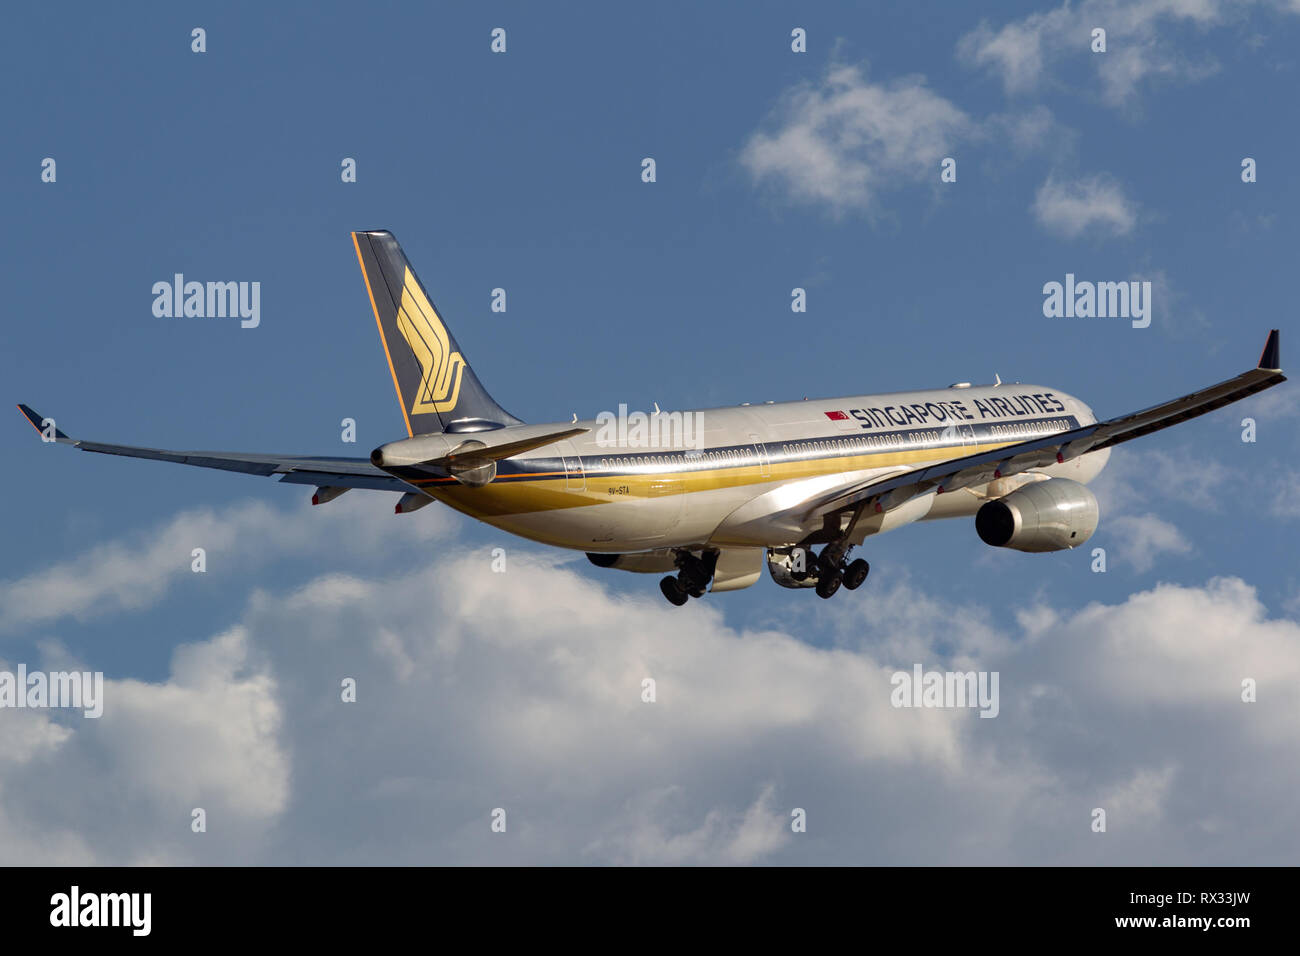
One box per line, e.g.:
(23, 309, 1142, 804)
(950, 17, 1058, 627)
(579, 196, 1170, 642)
(2, 1, 1298, 864)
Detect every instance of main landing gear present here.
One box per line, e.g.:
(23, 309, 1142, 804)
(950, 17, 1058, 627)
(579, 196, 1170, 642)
(659, 550, 717, 607)
(810, 499, 872, 600)
(812, 551, 870, 599)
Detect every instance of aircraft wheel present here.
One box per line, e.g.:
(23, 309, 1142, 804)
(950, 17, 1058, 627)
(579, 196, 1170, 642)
(843, 559, 870, 591)
(815, 570, 842, 599)
(660, 576, 689, 606)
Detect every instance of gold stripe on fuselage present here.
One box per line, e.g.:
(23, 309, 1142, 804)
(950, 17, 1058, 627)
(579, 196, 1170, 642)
(425, 439, 1025, 519)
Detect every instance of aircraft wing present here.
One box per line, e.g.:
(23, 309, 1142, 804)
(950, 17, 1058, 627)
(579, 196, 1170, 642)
(16, 405, 421, 493)
(802, 329, 1285, 522)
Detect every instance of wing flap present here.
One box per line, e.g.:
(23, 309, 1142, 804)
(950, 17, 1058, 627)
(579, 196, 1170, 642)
(275, 470, 412, 492)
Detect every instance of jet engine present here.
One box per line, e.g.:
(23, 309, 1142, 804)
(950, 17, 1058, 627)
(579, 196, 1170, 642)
(975, 477, 1099, 553)
(586, 550, 678, 574)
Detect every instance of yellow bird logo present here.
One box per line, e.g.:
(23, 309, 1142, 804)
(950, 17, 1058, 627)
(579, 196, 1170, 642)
(395, 268, 465, 415)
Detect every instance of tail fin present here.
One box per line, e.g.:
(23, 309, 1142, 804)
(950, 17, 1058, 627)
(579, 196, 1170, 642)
(352, 230, 521, 436)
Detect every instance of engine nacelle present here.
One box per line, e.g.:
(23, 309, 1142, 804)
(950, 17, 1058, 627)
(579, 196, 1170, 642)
(766, 547, 820, 589)
(975, 477, 1099, 553)
(586, 550, 677, 574)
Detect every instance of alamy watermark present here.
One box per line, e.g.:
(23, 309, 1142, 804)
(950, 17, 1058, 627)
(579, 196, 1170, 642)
(50, 886, 150, 936)
(0, 665, 103, 718)
(152, 274, 260, 328)
(890, 664, 999, 718)
(594, 403, 705, 449)
(1042, 273, 1151, 328)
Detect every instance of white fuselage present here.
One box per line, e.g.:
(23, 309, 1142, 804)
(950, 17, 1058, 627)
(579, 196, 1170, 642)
(417, 382, 1110, 553)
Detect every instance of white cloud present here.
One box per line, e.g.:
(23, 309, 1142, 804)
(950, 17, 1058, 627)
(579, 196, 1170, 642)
(1, 501, 1298, 864)
(1241, 380, 1300, 421)
(1032, 174, 1138, 238)
(0, 494, 454, 632)
(958, 0, 1239, 107)
(584, 784, 790, 865)
(1098, 765, 1176, 823)
(1091, 446, 1233, 515)
(1135, 267, 1212, 336)
(1270, 472, 1300, 518)
(1107, 514, 1193, 572)
(0, 626, 286, 864)
(988, 105, 1074, 155)
(1087, 445, 1240, 571)
(740, 63, 973, 216)
(0, 707, 71, 765)
(99, 626, 287, 818)
(959, 18, 1049, 95)
(738, 66, 1078, 219)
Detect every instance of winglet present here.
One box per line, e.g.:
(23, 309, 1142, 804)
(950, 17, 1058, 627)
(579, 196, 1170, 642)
(16, 404, 69, 440)
(1258, 329, 1281, 371)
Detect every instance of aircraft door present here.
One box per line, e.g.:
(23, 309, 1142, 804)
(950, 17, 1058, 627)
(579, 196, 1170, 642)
(557, 440, 585, 492)
(939, 420, 975, 453)
(749, 434, 771, 478)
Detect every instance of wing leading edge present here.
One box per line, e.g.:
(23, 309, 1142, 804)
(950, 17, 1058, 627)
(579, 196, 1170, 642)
(800, 329, 1285, 522)
(16, 405, 419, 494)
(17, 330, 1286, 517)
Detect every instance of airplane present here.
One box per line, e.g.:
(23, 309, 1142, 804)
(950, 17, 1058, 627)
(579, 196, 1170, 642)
(18, 231, 1286, 605)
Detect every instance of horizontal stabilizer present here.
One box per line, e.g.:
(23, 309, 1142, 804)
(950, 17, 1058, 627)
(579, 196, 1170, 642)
(442, 427, 588, 465)
(371, 425, 588, 469)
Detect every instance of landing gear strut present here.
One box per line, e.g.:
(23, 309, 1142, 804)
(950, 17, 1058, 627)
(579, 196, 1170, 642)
(812, 501, 872, 600)
(659, 550, 718, 607)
